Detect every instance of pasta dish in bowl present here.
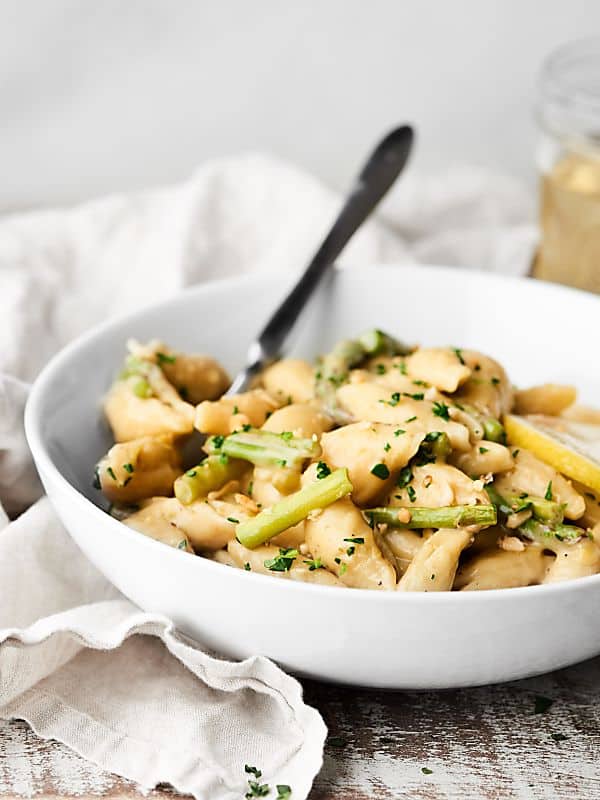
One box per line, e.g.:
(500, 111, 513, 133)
(24, 264, 600, 688)
(95, 330, 600, 593)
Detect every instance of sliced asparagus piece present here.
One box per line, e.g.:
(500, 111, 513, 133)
(457, 402, 506, 443)
(486, 485, 565, 525)
(204, 429, 320, 468)
(365, 504, 497, 530)
(236, 468, 353, 548)
(358, 329, 412, 357)
(174, 456, 246, 504)
(519, 517, 584, 544)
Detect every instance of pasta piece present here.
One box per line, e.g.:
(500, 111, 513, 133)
(210, 549, 238, 568)
(195, 389, 281, 435)
(97, 435, 181, 504)
(319, 421, 423, 506)
(388, 463, 490, 510)
(454, 350, 513, 418)
(227, 540, 342, 585)
(455, 545, 551, 590)
(543, 537, 600, 583)
(397, 528, 473, 591)
(451, 441, 514, 478)
(261, 359, 315, 404)
(104, 381, 194, 442)
(494, 448, 585, 520)
(304, 497, 396, 590)
(405, 347, 471, 393)
(261, 403, 333, 438)
(383, 529, 426, 574)
(573, 483, 600, 528)
(514, 384, 577, 416)
(128, 340, 230, 403)
(123, 497, 192, 552)
(336, 382, 472, 451)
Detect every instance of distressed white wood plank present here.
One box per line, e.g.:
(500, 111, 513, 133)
(1, 656, 599, 799)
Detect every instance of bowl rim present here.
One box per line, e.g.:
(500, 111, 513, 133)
(24, 262, 600, 604)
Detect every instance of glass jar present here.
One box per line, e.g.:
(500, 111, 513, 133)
(533, 38, 600, 293)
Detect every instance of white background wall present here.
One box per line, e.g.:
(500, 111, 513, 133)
(1, 0, 598, 211)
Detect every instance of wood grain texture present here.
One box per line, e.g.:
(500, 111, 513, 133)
(1, 656, 599, 800)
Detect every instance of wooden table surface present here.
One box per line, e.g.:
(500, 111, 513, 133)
(1, 656, 599, 800)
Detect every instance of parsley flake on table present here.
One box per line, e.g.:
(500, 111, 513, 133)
(276, 786, 292, 800)
(550, 732, 568, 742)
(245, 765, 262, 779)
(421, 767, 433, 775)
(371, 463, 390, 480)
(264, 548, 298, 572)
(244, 562, 251, 571)
(534, 695, 554, 714)
(246, 780, 270, 799)
(432, 401, 450, 420)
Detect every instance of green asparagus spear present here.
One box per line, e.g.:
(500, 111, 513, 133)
(358, 329, 412, 357)
(365, 504, 497, 530)
(174, 456, 246, 504)
(204, 429, 320, 468)
(485, 485, 565, 525)
(236, 468, 353, 548)
(519, 517, 584, 544)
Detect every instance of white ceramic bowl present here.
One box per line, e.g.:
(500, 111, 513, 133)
(25, 265, 600, 689)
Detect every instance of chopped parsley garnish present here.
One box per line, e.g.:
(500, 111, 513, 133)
(545, 481, 553, 501)
(185, 468, 197, 478)
(491, 376, 500, 386)
(412, 379, 427, 386)
(371, 463, 390, 480)
(385, 391, 401, 407)
(227, 517, 239, 524)
(106, 466, 117, 482)
(156, 351, 176, 364)
(346, 546, 355, 556)
(304, 558, 323, 571)
(534, 695, 554, 714)
(396, 362, 408, 375)
(247, 480, 254, 497)
(383, 442, 391, 452)
(474, 363, 481, 371)
(407, 485, 417, 503)
(316, 461, 331, 479)
(244, 562, 251, 571)
(243, 423, 252, 432)
(245, 765, 262, 778)
(212, 434, 225, 450)
(405, 415, 417, 423)
(344, 537, 365, 544)
(123, 476, 132, 487)
(276, 459, 287, 468)
(452, 347, 465, 365)
(397, 466, 413, 488)
(264, 548, 298, 572)
(404, 392, 425, 401)
(123, 462, 134, 474)
(246, 780, 270, 799)
(479, 446, 489, 454)
(276, 785, 292, 800)
(394, 428, 406, 437)
(177, 539, 187, 550)
(233, 405, 239, 415)
(421, 767, 433, 775)
(430, 574, 435, 580)
(93, 467, 101, 490)
(280, 431, 293, 441)
(432, 401, 450, 420)
(550, 732, 568, 742)
(375, 363, 387, 375)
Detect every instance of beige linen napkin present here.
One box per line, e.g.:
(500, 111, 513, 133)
(0, 153, 537, 797)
